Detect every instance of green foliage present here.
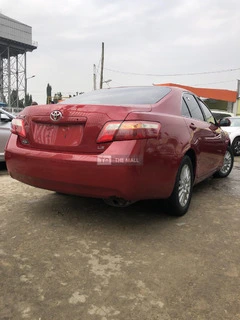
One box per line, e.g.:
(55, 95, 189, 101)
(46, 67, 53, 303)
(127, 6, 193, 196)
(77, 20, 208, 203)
(9, 90, 24, 108)
(53, 92, 62, 103)
(46, 83, 52, 104)
(19, 99, 24, 108)
(25, 93, 33, 106)
(8, 90, 33, 108)
(10, 90, 18, 108)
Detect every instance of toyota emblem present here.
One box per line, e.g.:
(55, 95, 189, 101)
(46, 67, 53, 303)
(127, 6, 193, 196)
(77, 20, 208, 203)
(50, 110, 62, 121)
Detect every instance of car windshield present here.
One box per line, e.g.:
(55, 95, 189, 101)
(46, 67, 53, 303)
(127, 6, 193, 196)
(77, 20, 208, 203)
(212, 112, 233, 120)
(59, 87, 171, 105)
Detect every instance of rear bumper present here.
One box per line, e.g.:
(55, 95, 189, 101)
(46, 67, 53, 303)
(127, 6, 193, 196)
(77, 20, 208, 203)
(5, 135, 177, 200)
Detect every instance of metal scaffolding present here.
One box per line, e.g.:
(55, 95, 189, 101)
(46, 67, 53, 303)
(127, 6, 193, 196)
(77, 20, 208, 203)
(0, 49, 27, 108)
(0, 13, 37, 109)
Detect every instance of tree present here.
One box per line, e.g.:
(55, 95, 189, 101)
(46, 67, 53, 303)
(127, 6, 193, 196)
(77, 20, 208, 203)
(19, 98, 24, 108)
(8, 90, 31, 108)
(10, 90, 18, 108)
(25, 93, 32, 106)
(46, 83, 52, 104)
(53, 92, 62, 103)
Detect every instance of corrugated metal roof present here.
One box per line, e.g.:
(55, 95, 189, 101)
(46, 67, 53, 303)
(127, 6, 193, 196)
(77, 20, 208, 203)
(155, 83, 237, 102)
(0, 12, 30, 27)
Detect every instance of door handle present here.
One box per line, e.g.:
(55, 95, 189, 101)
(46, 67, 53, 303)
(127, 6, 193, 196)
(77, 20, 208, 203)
(189, 123, 197, 131)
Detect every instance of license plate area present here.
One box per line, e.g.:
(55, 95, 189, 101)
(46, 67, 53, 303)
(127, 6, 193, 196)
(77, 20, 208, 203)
(33, 123, 84, 147)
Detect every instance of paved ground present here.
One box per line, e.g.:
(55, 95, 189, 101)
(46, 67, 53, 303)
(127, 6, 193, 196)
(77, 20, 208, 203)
(1, 158, 240, 320)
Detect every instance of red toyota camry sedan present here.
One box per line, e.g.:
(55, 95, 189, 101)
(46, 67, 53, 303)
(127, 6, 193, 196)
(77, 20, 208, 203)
(5, 86, 233, 216)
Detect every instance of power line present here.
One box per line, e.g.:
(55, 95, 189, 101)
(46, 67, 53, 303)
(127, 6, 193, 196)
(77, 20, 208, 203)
(111, 80, 125, 86)
(104, 67, 240, 77)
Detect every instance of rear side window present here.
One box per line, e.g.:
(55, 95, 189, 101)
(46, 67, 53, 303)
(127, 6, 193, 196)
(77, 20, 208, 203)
(59, 87, 171, 105)
(197, 99, 215, 124)
(183, 93, 204, 121)
(181, 99, 191, 118)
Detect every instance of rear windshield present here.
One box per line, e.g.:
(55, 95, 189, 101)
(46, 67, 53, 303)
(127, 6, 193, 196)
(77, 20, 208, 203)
(59, 87, 171, 105)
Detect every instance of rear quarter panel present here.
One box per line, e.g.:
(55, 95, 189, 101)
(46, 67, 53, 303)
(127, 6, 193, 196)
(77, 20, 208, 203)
(125, 109, 191, 197)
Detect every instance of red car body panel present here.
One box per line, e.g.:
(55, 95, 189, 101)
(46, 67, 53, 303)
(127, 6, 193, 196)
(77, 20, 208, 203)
(5, 86, 229, 202)
(14, 103, 151, 154)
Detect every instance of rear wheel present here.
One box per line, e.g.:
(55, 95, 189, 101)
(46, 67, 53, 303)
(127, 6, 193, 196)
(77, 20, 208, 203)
(167, 156, 193, 217)
(232, 137, 240, 156)
(214, 146, 234, 178)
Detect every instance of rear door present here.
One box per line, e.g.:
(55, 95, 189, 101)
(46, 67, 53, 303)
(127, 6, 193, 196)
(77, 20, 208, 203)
(182, 93, 225, 179)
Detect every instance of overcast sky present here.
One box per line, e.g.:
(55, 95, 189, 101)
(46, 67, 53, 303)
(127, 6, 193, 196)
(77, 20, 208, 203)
(1, 0, 240, 104)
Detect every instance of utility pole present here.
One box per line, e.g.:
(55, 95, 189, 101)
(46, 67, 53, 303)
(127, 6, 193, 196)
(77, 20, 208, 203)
(100, 42, 104, 89)
(93, 64, 97, 90)
(237, 79, 240, 98)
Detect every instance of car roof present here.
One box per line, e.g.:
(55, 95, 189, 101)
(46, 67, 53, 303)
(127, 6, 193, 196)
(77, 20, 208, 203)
(0, 107, 15, 119)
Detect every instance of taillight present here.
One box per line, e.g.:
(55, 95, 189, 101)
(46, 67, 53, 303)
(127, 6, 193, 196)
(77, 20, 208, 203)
(11, 118, 26, 138)
(97, 121, 121, 143)
(97, 121, 161, 143)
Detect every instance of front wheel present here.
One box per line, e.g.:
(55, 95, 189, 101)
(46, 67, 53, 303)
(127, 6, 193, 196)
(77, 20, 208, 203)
(232, 137, 240, 156)
(167, 156, 193, 217)
(214, 146, 234, 178)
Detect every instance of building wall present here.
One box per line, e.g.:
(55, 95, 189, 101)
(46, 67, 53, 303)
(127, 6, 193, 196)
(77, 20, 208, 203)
(204, 99, 228, 111)
(0, 13, 32, 46)
(237, 99, 240, 116)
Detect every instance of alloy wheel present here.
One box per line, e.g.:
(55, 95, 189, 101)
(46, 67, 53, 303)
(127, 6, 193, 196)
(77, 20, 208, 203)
(233, 138, 240, 155)
(220, 150, 232, 175)
(178, 164, 191, 207)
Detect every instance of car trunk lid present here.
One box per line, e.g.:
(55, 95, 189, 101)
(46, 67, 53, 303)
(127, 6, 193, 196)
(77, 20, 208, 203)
(21, 103, 151, 153)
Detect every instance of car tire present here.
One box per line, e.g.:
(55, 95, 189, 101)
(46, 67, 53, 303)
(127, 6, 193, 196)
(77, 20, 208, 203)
(232, 137, 240, 156)
(214, 146, 234, 178)
(167, 155, 193, 217)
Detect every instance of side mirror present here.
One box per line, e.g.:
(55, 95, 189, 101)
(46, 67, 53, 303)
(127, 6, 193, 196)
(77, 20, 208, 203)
(219, 118, 231, 127)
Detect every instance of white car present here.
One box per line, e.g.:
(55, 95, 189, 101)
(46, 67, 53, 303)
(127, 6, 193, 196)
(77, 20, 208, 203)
(211, 109, 234, 121)
(0, 108, 15, 162)
(219, 116, 240, 156)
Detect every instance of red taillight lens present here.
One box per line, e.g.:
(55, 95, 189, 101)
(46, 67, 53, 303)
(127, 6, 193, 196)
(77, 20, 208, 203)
(11, 118, 26, 138)
(97, 121, 160, 143)
(115, 121, 160, 141)
(97, 122, 122, 143)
